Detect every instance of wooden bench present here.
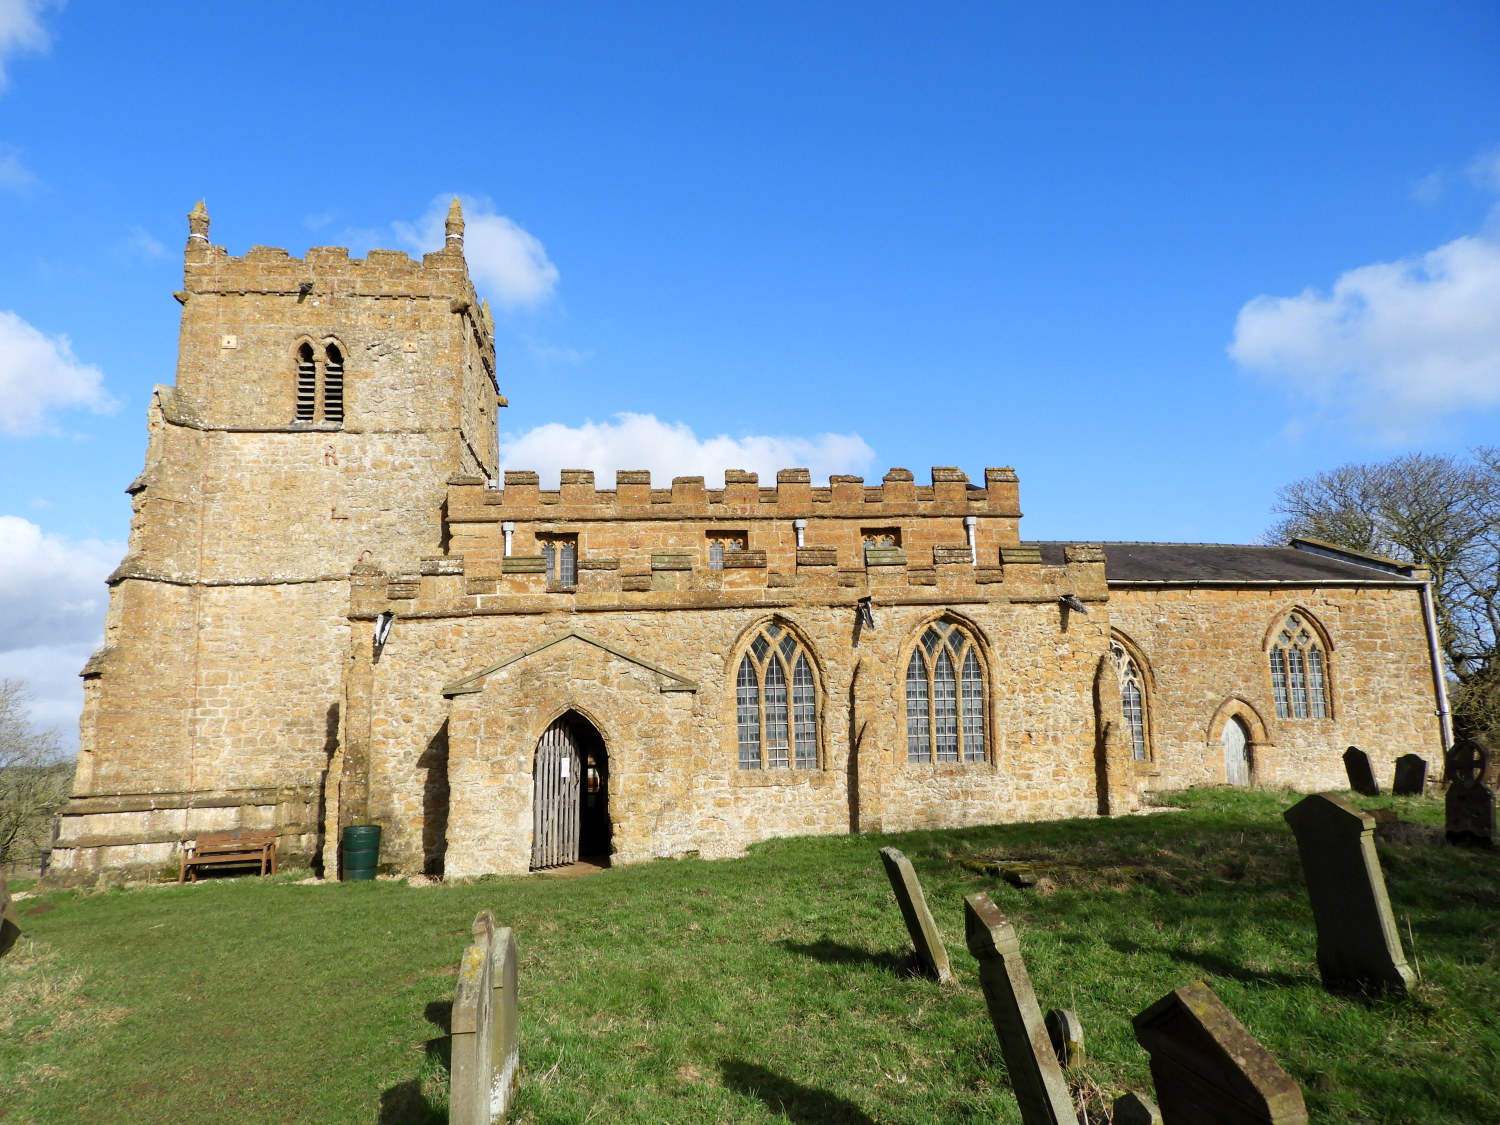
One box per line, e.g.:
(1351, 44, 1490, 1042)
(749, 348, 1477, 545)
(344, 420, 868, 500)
(179, 830, 279, 882)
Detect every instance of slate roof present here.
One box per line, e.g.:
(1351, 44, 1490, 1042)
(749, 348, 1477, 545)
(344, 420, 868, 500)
(1029, 541, 1421, 585)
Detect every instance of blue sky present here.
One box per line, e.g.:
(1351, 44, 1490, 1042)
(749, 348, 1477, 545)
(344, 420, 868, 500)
(2, 1, 1498, 740)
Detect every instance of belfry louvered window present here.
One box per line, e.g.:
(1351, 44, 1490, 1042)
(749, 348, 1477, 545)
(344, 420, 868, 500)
(735, 623, 819, 770)
(905, 622, 986, 763)
(293, 342, 346, 424)
(540, 536, 577, 588)
(1110, 640, 1149, 761)
(1270, 613, 1330, 720)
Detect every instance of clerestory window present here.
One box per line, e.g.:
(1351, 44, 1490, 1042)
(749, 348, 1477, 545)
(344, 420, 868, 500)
(736, 623, 819, 770)
(1269, 613, 1330, 719)
(905, 622, 986, 763)
(539, 535, 577, 588)
(707, 532, 748, 570)
(294, 342, 345, 424)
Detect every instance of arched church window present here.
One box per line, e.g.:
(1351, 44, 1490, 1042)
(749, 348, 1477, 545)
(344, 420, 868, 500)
(735, 623, 819, 770)
(1110, 639, 1149, 760)
(292, 341, 346, 425)
(1270, 613, 1330, 719)
(905, 622, 986, 763)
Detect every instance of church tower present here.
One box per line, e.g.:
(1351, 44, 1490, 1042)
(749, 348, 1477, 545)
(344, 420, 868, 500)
(52, 201, 503, 879)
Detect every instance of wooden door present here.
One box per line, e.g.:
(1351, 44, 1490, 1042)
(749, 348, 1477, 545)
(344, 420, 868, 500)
(532, 718, 582, 869)
(1222, 717, 1251, 786)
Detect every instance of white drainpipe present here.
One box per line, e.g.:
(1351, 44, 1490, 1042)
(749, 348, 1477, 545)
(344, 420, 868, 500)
(964, 516, 978, 564)
(793, 519, 807, 548)
(1419, 578, 1453, 750)
(501, 521, 515, 557)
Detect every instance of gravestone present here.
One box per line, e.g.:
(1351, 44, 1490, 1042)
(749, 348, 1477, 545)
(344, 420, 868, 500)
(1391, 754, 1428, 797)
(1445, 738, 1495, 846)
(1133, 980, 1307, 1125)
(0, 875, 20, 959)
(1282, 794, 1415, 995)
(1445, 734, 1496, 786)
(1342, 746, 1379, 797)
(1112, 1090, 1162, 1125)
(878, 847, 953, 983)
(1044, 1008, 1085, 1068)
(451, 909, 519, 1125)
(962, 892, 1077, 1125)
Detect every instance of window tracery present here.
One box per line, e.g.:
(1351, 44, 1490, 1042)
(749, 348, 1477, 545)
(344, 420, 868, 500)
(905, 621, 986, 763)
(1270, 613, 1330, 719)
(736, 623, 819, 770)
(1110, 639, 1149, 760)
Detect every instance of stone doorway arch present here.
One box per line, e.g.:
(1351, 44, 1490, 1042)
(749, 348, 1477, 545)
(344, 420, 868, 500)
(531, 711, 611, 869)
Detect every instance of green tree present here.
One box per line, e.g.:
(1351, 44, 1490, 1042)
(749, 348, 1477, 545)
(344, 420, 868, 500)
(0, 679, 72, 871)
(1267, 447, 1500, 743)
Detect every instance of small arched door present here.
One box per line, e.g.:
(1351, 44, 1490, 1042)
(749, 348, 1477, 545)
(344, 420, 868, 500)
(531, 713, 610, 869)
(1222, 717, 1252, 786)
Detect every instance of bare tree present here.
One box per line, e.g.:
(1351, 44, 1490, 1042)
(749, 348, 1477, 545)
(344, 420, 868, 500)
(0, 680, 71, 871)
(1268, 448, 1500, 742)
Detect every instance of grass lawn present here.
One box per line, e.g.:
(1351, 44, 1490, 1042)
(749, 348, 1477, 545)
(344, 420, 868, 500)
(2, 787, 1497, 1124)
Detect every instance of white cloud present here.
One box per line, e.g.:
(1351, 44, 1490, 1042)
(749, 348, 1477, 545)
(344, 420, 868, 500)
(395, 194, 559, 309)
(121, 224, 166, 260)
(0, 310, 114, 433)
(0, 142, 35, 192)
(0, 515, 123, 749)
(0, 0, 52, 88)
(499, 412, 876, 487)
(1229, 229, 1500, 437)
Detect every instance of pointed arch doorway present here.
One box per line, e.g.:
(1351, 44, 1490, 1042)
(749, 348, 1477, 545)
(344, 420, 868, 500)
(1222, 716, 1252, 786)
(531, 712, 611, 870)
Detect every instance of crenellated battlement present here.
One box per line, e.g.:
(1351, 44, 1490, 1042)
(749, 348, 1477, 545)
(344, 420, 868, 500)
(446, 465, 1023, 518)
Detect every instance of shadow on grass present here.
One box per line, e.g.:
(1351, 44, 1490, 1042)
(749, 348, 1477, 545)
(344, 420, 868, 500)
(424, 999, 453, 1067)
(778, 938, 914, 977)
(378, 1079, 447, 1125)
(1107, 938, 1310, 989)
(720, 1059, 880, 1125)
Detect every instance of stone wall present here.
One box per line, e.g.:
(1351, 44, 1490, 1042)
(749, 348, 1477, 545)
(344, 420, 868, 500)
(1107, 583, 1443, 793)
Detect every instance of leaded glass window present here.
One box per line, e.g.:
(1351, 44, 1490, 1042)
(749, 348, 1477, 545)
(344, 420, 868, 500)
(735, 624, 819, 769)
(1270, 614, 1329, 719)
(708, 532, 747, 570)
(1110, 640, 1149, 761)
(906, 623, 986, 763)
(541, 537, 577, 588)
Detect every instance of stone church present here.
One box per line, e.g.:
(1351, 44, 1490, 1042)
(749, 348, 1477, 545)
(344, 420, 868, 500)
(47, 202, 1449, 883)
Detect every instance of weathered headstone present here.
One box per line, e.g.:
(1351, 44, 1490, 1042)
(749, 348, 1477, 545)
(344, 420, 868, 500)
(1342, 746, 1379, 796)
(0, 875, 20, 959)
(878, 847, 953, 983)
(1391, 754, 1428, 797)
(1445, 734, 1495, 786)
(1444, 738, 1495, 846)
(962, 892, 1077, 1125)
(1043, 1007, 1084, 1068)
(1112, 1090, 1162, 1125)
(1282, 793, 1415, 995)
(1133, 980, 1307, 1125)
(451, 909, 519, 1125)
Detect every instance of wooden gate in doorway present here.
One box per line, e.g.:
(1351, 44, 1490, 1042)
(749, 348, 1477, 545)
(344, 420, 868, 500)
(532, 717, 582, 869)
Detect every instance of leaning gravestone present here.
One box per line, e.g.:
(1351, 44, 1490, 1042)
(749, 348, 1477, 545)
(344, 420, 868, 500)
(878, 847, 953, 983)
(1445, 739, 1495, 847)
(962, 892, 1077, 1125)
(1133, 981, 1307, 1125)
(451, 909, 519, 1125)
(1342, 746, 1379, 797)
(1112, 1090, 1162, 1125)
(1044, 1007, 1085, 1068)
(0, 875, 20, 959)
(1283, 794, 1415, 995)
(1391, 754, 1428, 797)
